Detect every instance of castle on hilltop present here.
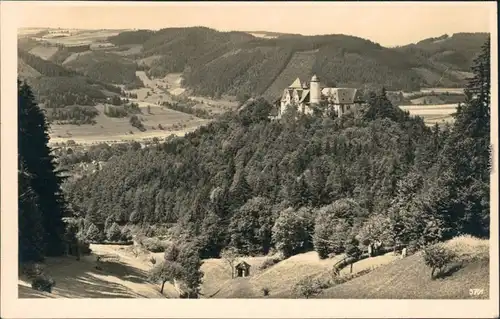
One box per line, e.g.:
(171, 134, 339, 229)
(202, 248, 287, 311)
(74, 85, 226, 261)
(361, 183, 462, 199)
(277, 75, 364, 118)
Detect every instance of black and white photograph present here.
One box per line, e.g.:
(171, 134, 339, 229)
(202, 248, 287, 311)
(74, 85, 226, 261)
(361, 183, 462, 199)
(1, 1, 498, 318)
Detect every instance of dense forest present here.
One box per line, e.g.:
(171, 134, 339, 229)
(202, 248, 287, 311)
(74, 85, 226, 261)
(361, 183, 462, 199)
(63, 51, 144, 89)
(108, 27, 487, 98)
(17, 51, 126, 124)
(398, 33, 490, 71)
(62, 38, 491, 260)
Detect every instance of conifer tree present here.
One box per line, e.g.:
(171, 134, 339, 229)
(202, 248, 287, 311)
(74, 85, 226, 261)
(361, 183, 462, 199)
(437, 38, 491, 237)
(18, 159, 45, 262)
(18, 80, 67, 257)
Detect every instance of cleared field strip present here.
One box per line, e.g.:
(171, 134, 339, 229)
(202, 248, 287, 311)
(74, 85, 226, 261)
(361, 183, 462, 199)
(263, 50, 316, 100)
(399, 103, 457, 125)
(48, 104, 209, 145)
(28, 46, 59, 60)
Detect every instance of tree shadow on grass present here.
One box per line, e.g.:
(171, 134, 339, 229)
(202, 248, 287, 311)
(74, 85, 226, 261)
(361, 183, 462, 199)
(97, 260, 150, 284)
(434, 262, 463, 280)
(54, 273, 150, 298)
(19, 255, 158, 298)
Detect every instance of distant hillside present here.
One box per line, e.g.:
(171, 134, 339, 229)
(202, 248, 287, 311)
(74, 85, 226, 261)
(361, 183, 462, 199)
(18, 51, 122, 124)
(400, 33, 489, 70)
(111, 27, 487, 99)
(63, 51, 144, 89)
(18, 49, 77, 77)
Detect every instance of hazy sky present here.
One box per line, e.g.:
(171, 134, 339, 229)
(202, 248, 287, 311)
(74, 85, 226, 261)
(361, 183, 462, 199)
(13, 1, 494, 47)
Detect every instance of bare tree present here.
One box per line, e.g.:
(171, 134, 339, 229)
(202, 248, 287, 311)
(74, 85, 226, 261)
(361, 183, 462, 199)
(220, 247, 240, 279)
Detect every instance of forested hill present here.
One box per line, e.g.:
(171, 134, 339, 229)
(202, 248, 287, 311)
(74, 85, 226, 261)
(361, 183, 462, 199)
(64, 37, 490, 261)
(63, 85, 486, 260)
(398, 33, 490, 71)
(18, 50, 122, 124)
(108, 27, 487, 99)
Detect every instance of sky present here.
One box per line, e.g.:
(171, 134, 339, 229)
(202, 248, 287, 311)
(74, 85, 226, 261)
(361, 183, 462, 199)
(11, 1, 495, 47)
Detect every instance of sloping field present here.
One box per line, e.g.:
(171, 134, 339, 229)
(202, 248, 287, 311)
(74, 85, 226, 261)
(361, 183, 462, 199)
(421, 87, 465, 94)
(399, 104, 457, 125)
(33, 30, 122, 46)
(138, 55, 163, 67)
(263, 50, 317, 101)
(412, 67, 449, 87)
(319, 237, 490, 299)
(28, 45, 59, 60)
(48, 104, 209, 145)
(199, 256, 269, 298)
(205, 251, 399, 298)
(18, 59, 42, 78)
(20, 237, 487, 299)
(19, 244, 170, 298)
(410, 95, 445, 105)
(109, 44, 143, 56)
(62, 51, 93, 65)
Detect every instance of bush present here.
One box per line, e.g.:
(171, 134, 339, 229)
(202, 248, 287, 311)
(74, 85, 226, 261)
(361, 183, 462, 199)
(262, 287, 270, 297)
(21, 262, 45, 279)
(330, 267, 374, 285)
(294, 276, 323, 298)
(86, 223, 104, 243)
(31, 274, 56, 293)
(120, 227, 133, 242)
(259, 256, 283, 270)
(423, 243, 456, 279)
(106, 222, 122, 242)
(143, 237, 168, 253)
(149, 256, 157, 265)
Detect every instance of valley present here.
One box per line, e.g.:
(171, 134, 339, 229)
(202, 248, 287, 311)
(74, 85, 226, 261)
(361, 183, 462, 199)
(17, 27, 483, 146)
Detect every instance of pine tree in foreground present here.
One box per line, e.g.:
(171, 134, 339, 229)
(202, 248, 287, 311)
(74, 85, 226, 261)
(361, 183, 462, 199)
(436, 38, 491, 238)
(18, 80, 68, 259)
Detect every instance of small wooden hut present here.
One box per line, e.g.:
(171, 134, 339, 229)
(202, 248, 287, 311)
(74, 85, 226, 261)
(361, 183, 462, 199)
(234, 261, 251, 277)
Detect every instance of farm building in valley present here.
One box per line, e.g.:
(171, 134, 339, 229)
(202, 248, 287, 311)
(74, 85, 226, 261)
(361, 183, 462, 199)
(277, 75, 365, 118)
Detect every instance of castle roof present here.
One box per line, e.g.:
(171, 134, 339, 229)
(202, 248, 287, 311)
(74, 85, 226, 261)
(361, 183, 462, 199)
(322, 87, 358, 104)
(281, 78, 361, 105)
(289, 77, 303, 89)
(311, 74, 319, 82)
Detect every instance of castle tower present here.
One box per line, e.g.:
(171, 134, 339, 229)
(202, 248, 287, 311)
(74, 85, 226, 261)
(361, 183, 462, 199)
(310, 74, 321, 105)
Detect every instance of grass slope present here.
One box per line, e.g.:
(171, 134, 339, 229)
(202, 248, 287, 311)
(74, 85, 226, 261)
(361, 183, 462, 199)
(263, 50, 317, 100)
(18, 59, 42, 79)
(19, 245, 168, 298)
(319, 237, 489, 299)
(399, 104, 457, 125)
(19, 237, 489, 299)
(201, 252, 398, 298)
(49, 103, 208, 145)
